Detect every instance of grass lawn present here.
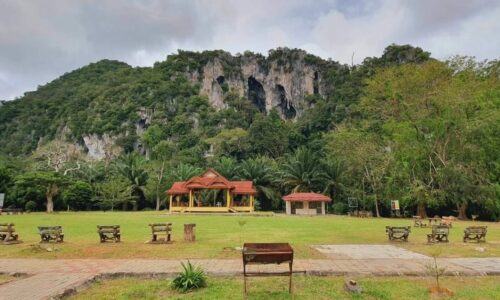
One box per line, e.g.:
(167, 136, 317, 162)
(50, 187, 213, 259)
(66, 276, 500, 300)
(0, 212, 498, 259)
(0, 274, 13, 285)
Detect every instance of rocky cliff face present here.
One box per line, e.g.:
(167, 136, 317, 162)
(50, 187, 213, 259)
(194, 50, 322, 119)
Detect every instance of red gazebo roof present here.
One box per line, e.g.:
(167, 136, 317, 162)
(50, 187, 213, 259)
(167, 169, 256, 195)
(282, 192, 331, 202)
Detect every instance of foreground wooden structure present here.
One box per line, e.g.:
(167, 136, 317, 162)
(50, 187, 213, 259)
(242, 243, 294, 294)
(167, 169, 256, 213)
(97, 225, 121, 243)
(148, 223, 172, 243)
(38, 226, 64, 243)
(386, 226, 410, 241)
(463, 226, 487, 243)
(427, 225, 449, 243)
(0, 223, 21, 245)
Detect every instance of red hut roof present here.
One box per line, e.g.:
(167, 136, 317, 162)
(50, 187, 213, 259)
(282, 192, 331, 202)
(167, 169, 256, 195)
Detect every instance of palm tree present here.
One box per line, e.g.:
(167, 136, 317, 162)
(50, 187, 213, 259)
(114, 153, 149, 210)
(322, 158, 346, 199)
(170, 163, 203, 181)
(278, 147, 325, 193)
(239, 156, 279, 210)
(211, 157, 239, 180)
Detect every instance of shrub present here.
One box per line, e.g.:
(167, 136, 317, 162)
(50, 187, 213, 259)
(332, 202, 348, 214)
(171, 260, 207, 292)
(25, 200, 37, 212)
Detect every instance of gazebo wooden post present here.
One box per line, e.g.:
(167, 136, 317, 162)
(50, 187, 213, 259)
(321, 202, 326, 215)
(250, 195, 254, 212)
(226, 189, 231, 208)
(189, 190, 194, 208)
(169, 195, 173, 210)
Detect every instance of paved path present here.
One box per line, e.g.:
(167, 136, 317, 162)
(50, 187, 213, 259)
(0, 256, 499, 299)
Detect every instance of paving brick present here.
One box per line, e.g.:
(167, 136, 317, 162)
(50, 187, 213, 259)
(0, 249, 498, 299)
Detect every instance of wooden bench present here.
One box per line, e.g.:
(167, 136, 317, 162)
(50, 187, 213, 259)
(427, 225, 449, 243)
(463, 226, 487, 243)
(440, 216, 454, 228)
(0, 208, 23, 215)
(413, 216, 427, 228)
(386, 226, 410, 241)
(97, 225, 121, 243)
(0, 223, 21, 245)
(38, 226, 64, 243)
(149, 223, 172, 243)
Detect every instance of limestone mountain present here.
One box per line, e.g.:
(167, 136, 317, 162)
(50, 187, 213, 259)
(0, 45, 431, 159)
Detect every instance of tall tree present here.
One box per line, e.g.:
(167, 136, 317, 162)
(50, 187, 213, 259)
(114, 153, 149, 210)
(14, 171, 67, 213)
(278, 147, 325, 193)
(239, 156, 279, 210)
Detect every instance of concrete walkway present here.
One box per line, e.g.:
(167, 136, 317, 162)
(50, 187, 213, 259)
(0, 256, 499, 299)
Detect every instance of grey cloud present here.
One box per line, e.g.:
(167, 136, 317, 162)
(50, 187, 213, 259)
(0, 0, 499, 100)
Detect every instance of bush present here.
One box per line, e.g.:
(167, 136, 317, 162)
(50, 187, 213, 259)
(25, 200, 37, 212)
(332, 202, 348, 215)
(171, 260, 207, 292)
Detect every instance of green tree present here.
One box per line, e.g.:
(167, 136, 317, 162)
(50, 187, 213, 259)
(239, 156, 279, 210)
(114, 153, 149, 210)
(278, 147, 325, 193)
(321, 159, 346, 202)
(248, 111, 289, 158)
(62, 181, 93, 211)
(14, 171, 68, 213)
(205, 128, 249, 159)
(211, 157, 240, 180)
(170, 164, 203, 181)
(97, 178, 134, 211)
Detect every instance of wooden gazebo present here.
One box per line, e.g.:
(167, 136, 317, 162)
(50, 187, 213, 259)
(282, 192, 331, 215)
(167, 169, 256, 213)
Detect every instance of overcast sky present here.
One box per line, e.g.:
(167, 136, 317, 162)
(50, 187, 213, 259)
(1, 0, 499, 100)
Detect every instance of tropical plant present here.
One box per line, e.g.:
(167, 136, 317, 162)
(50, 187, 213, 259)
(171, 260, 207, 292)
(322, 158, 346, 200)
(239, 156, 279, 210)
(113, 153, 149, 210)
(211, 156, 239, 180)
(278, 147, 325, 193)
(170, 163, 203, 181)
(97, 178, 135, 211)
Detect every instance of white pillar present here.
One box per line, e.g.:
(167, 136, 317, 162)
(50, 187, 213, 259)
(321, 202, 326, 215)
(285, 201, 291, 215)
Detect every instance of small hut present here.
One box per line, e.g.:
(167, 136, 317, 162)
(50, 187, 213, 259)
(282, 192, 331, 215)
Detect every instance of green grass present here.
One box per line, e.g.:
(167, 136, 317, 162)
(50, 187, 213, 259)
(0, 212, 498, 259)
(66, 276, 500, 300)
(0, 274, 13, 285)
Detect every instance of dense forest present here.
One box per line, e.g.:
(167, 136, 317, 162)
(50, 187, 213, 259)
(0, 44, 498, 220)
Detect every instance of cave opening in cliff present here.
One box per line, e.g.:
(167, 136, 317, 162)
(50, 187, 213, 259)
(216, 75, 225, 85)
(275, 84, 296, 119)
(313, 71, 319, 95)
(247, 76, 266, 113)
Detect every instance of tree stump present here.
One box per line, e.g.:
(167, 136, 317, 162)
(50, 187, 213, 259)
(184, 224, 196, 242)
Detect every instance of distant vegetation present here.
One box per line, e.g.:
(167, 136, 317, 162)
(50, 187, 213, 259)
(0, 45, 498, 220)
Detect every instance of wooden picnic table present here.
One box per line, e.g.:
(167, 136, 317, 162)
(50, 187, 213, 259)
(242, 243, 294, 294)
